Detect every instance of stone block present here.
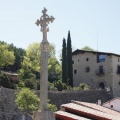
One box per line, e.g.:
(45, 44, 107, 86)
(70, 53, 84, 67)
(33, 110, 55, 120)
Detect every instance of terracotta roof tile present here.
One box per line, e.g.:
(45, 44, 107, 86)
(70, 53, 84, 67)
(61, 103, 120, 120)
(72, 101, 120, 117)
(55, 111, 91, 120)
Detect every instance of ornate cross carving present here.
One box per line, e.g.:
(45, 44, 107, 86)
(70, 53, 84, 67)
(35, 7, 55, 42)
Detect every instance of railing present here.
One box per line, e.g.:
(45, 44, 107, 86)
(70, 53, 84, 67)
(116, 70, 120, 74)
(95, 69, 105, 75)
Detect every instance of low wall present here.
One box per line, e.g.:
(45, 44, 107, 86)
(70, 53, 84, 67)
(0, 87, 112, 119)
(39, 90, 112, 109)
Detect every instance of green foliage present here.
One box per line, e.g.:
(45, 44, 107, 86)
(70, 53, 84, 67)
(62, 38, 67, 84)
(48, 82, 57, 91)
(48, 57, 62, 82)
(17, 81, 25, 88)
(48, 100, 57, 112)
(24, 79, 36, 89)
(35, 80, 40, 90)
(55, 80, 68, 91)
(8, 43, 26, 72)
(48, 81, 90, 91)
(0, 72, 11, 88)
(68, 83, 90, 90)
(15, 88, 40, 112)
(0, 72, 17, 89)
(67, 31, 73, 87)
(0, 43, 15, 68)
(0, 41, 25, 72)
(19, 42, 61, 83)
(15, 88, 57, 113)
(81, 46, 94, 51)
(79, 83, 90, 90)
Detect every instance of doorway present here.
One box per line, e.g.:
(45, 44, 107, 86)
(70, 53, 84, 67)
(99, 82, 105, 89)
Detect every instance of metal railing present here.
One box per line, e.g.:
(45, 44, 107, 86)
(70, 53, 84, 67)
(95, 69, 105, 75)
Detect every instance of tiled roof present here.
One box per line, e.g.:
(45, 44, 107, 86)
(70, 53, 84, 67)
(55, 111, 91, 120)
(72, 101, 120, 117)
(55, 101, 120, 120)
(72, 49, 120, 57)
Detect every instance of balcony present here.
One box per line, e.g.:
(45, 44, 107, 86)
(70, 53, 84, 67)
(95, 69, 105, 75)
(116, 70, 120, 74)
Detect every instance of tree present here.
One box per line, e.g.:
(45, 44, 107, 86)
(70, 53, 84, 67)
(15, 88, 40, 120)
(55, 80, 67, 91)
(0, 43, 15, 69)
(0, 72, 11, 88)
(67, 31, 73, 87)
(8, 44, 26, 72)
(19, 42, 61, 83)
(15, 88, 57, 120)
(81, 46, 94, 51)
(62, 38, 67, 84)
(48, 57, 62, 83)
(0, 41, 25, 72)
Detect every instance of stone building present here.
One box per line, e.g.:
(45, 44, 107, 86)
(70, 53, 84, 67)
(72, 49, 120, 97)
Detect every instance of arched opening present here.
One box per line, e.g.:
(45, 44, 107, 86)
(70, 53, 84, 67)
(99, 82, 105, 89)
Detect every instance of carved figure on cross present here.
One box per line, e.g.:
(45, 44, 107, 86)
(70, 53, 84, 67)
(35, 7, 55, 42)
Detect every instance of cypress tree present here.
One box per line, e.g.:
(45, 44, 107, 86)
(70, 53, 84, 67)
(62, 38, 67, 84)
(67, 31, 73, 87)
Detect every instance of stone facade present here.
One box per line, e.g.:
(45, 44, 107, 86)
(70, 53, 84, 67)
(72, 49, 120, 97)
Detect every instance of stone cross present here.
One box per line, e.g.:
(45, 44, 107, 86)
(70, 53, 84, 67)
(35, 7, 55, 42)
(35, 7, 55, 114)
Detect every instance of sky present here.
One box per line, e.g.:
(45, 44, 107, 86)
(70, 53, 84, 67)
(0, 0, 120, 59)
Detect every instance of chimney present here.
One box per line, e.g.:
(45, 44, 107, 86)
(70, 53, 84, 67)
(98, 100, 101, 105)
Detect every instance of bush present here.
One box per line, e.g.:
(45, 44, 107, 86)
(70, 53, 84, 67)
(55, 80, 68, 91)
(67, 83, 90, 90)
(24, 79, 35, 89)
(0, 73, 11, 88)
(48, 100, 57, 112)
(48, 82, 57, 91)
(15, 88, 40, 113)
(15, 88, 57, 113)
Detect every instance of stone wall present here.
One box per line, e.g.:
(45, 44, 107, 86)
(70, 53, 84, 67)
(38, 90, 112, 109)
(0, 87, 20, 120)
(112, 55, 120, 97)
(0, 87, 112, 119)
(72, 52, 113, 90)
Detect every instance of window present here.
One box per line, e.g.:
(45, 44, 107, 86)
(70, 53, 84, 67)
(118, 58, 120, 62)
(72, 60, 74, 64)
(97, 54, 106, 63)
(118, 82, 120, 85)
(117, 65, 120, 74)
(99, 66, 103, 73)
(78, 59, 79, 62)
(86, 58, 89, 61)
(111, 105, 113, 108)
(86, 67, 90, 72)
(74, 69, 77, 74)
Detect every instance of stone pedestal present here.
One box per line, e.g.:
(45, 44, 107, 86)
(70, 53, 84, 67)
(33, 110, 55, 120)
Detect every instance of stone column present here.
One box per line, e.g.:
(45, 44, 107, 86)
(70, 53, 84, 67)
(39, 42, 49, 110)
(33, 7, 55, 120)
